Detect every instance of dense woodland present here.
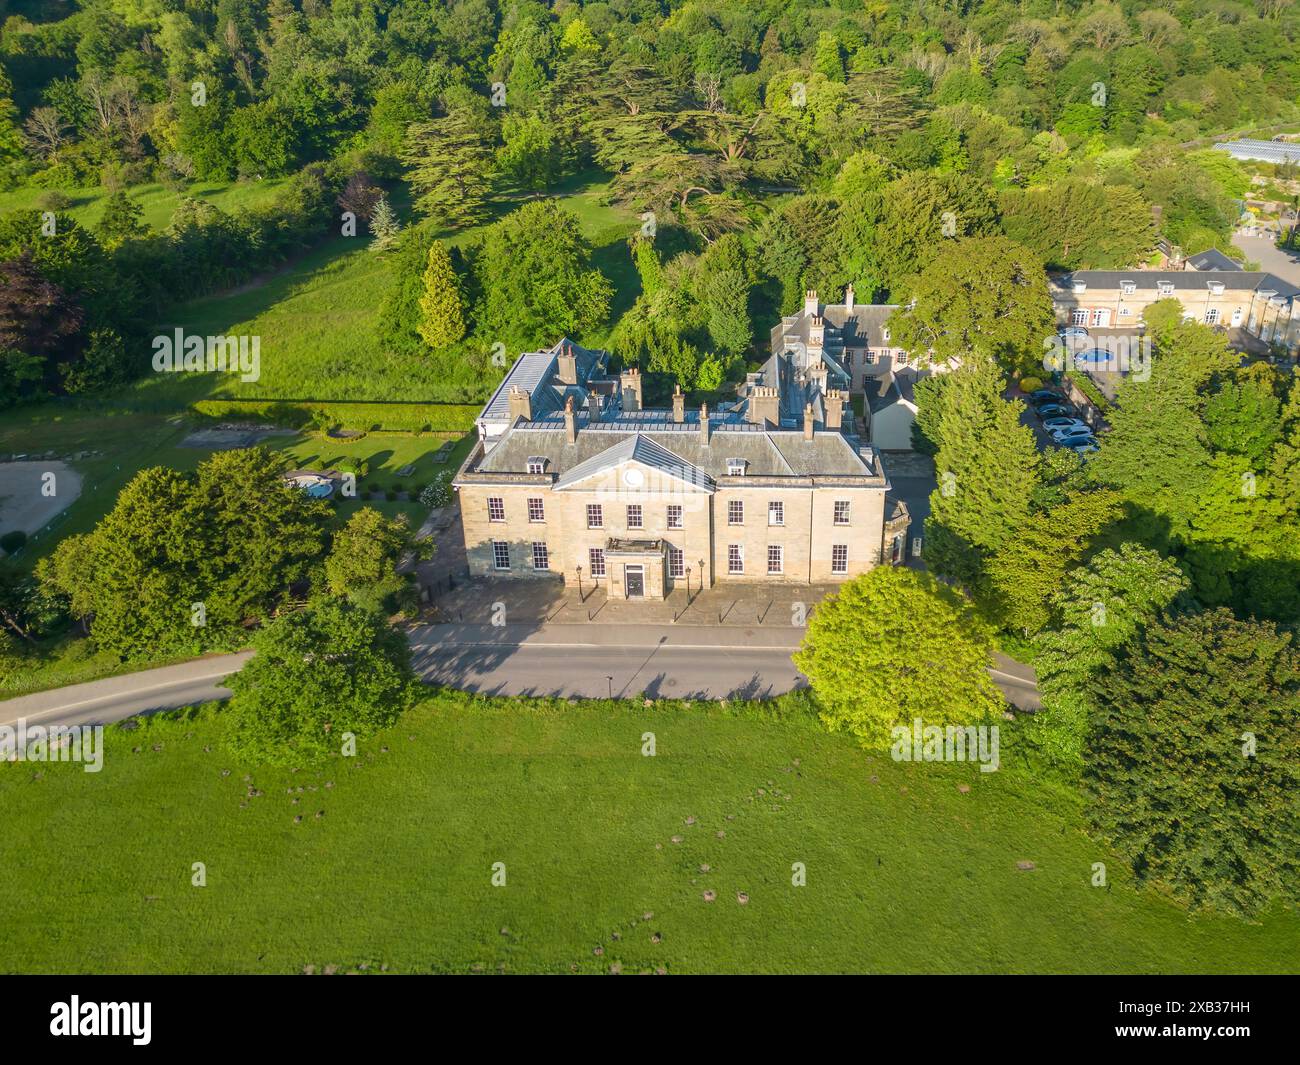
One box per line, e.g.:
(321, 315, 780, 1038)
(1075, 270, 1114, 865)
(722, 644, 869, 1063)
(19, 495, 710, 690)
(0, 0, 1296, 402)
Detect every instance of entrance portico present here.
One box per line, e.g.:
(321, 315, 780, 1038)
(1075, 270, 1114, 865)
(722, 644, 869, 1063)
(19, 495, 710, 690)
(604, 538, 667, 600)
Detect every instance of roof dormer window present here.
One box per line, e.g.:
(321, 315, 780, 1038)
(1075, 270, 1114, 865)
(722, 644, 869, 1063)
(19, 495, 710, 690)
(1208, 281, 1225, 295)
(1120, 280, 1136, 295)
(1157, 281, 1174, 296)
(1072, 280, 1087, 294)
(727, 458, 746, 476)
(526, 456, 546, 475)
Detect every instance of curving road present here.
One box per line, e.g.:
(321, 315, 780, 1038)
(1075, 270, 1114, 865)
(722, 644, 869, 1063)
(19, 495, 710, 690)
(0, 626, 1039, 731)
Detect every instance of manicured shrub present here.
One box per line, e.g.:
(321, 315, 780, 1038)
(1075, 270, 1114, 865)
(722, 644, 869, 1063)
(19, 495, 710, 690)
(1019, 376, 1043, 393)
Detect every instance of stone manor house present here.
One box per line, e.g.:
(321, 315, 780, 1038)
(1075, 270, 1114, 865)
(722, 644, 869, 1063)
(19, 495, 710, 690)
(454, 291, 913, 600)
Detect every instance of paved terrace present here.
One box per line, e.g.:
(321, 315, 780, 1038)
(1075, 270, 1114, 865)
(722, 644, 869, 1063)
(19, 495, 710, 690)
(421, 572, 841, 630)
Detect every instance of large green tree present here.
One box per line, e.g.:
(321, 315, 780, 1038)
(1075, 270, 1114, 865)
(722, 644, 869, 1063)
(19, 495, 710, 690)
(417, 241, 467, 351)
(794, 567, 1004, 750)
(225, 597, 416, 764)
(891, 235, 1055, 374)
(475, 200, 612, 350)
(1086, 609, 1300, 917)
(37, 449, 329, 659)
(401, 110, 494, 228)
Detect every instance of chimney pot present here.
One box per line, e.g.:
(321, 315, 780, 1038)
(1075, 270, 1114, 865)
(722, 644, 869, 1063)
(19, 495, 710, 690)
(699, 403, 711, 446)
(564, 395, 577, 444)
(672, 384, 685, 423)
(803, 403, 815, 440)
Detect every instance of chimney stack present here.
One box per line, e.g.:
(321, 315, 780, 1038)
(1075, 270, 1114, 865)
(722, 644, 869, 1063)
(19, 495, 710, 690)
(563, 395, 577, 444)
(556, 342, 578, 385)
(672, 383, 685, 423)
(845, 284, 855, 312)
(803, 403, 815, 440)
(587, 390, 601, 424)
(803, 289, 819, 317)
(808, 315, 825, 351)
(620, 366, 642, 412)
(508, 386, 532, 423)
(748, 386, 779, 429)
(699, 403, 710, 446)
(825, 389, 845, 431)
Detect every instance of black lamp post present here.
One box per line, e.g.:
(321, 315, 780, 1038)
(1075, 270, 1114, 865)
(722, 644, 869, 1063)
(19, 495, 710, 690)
(575, 564, 583, 601)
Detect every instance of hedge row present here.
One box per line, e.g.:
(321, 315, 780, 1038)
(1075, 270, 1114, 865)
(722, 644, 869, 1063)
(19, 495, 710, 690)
(191, 399, 479, 433)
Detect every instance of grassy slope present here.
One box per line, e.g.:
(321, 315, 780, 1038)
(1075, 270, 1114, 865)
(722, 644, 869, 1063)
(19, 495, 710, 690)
(1, 694, 1294, 975)
(0, 179, 290, 233)
(135, 176, 639, 406)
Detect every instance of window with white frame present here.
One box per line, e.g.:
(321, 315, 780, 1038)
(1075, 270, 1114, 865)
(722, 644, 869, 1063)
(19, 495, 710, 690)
(492, 541, 510, 570)
(896, 351, 909, 367)
(882, 327, 890, 342)
(626, 504, 643, 529)
(728, 500, 744, 525)
(1119, 307, 1132, 317)
(831, 544, 848, 574)
(727, 458, 746, 476)
(768, 500, 784, 526)
(1204, 308, 1220, 324)
(834, 500, 851, 525)
(864, 350, 877, 364)
(767, 545, 783, 574)
(1120, 281, 1136, 295)
(666, 504, 683, 529)
(728, 544, 744, 574)
(487, 497, 505, 522)
(1157, 281, 1174, 296)
(532, 542, 549, 570)
(526, 456, 546, 475)
(1070, 309, 1088, 325)
(527, 497, 545, 522)
(586, 504, 603, 529)
(588, 547, 605, 577)
(669, 548, 684, 578)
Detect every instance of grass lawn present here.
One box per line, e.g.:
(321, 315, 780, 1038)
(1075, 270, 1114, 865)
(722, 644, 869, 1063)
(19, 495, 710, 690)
(1, 693, 1295, 975)
(0, 179, 291, 233)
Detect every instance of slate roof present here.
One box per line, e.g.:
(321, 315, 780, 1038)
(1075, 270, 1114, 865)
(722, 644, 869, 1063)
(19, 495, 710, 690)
(478, 339, 606, 425)
(1052, 270, 1300, 300)
(468, 425, 877, 481)
(554, 434, 716, 491)
(1186, 248, 1241, 272)
(866, 368, 924, 414)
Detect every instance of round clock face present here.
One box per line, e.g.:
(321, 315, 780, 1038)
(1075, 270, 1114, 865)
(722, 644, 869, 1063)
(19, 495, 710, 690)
(623, 468, 644, 488)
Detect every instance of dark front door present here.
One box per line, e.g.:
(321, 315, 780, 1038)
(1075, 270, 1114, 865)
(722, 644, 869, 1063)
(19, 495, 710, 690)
(625, 565, 644, 598)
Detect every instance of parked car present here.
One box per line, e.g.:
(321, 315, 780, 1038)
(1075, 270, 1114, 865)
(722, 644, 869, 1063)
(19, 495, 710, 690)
(1042, 417, 1089, 432)
(1071, 441, 1100, 455)
(1058, 325, 1090, 339)
(1050, 426, 1096, 444)
(1036, 403, 1075, 419)
(1028, 389, 1064, 405)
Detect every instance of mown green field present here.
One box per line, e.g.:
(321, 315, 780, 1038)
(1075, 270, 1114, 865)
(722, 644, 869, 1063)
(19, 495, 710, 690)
(1, 694, 1294, 974)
